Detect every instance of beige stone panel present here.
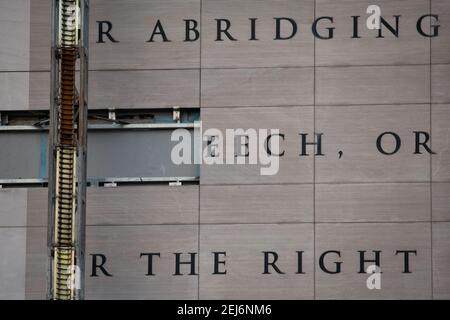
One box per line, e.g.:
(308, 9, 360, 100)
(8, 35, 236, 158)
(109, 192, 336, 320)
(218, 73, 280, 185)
(0, 72, 29, 110)
(202, 0, 314, 68)
(87, 186, 199, 225)
(199, 224, 314, 299)
(433, 222, 450, 299)
(0, 228, 26, 299)
(27, 186, 199, 227)
(85, 225, 198, 299)
(316, 223, 432, 299)
(200, 106, 313, 184)
(431, 0, 450, 64)
(201, 68, 313, 107)
(0, 0, 30, 71)
(28, 71, 49, 110)
(316, 0, 431, 66)
(432, 182, 450, 221)
(432, 104, 450, 181)
(89, 70, 199, 109)
(29, 0, 51, 71)
(431, 65, 450, 103)
(26, 188, 47, 227)
(90, 0, 200, 69)
(28, 0, 200, 70)
(316, 65, 430, 105)
(0, 189, 28, 227)
(316, 183, 430, 222)
(316, 105, 431, 183)
(25, 225, 199, 299)
(25, 227, 46, 299)
(200, 184, 313, 223)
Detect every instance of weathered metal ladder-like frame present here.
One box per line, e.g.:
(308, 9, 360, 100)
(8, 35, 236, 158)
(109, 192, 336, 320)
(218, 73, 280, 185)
(47, 0, 89, 300)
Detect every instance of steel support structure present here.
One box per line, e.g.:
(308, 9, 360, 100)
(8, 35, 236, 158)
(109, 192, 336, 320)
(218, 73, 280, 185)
(47, 0, 89, 300)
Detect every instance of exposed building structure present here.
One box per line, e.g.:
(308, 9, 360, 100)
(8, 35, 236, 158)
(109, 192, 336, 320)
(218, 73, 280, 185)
(47, 0, 89, 300)
(0, 0, 449, 300)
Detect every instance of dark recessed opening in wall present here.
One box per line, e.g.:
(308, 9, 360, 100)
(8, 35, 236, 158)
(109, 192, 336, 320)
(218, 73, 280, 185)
(0, 108, 200, 188)
(0, 108, 200, 126)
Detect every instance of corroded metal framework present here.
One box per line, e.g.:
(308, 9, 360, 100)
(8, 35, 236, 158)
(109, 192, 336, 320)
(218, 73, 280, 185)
(47, 0, 89, 300)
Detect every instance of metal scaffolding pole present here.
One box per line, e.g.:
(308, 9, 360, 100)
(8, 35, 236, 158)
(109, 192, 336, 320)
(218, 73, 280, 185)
(47, 0, 89, 300)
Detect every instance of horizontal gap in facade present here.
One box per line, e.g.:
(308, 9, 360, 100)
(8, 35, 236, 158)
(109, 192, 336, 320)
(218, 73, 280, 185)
(1, 62, 450, 73)
(200, 181, 443, 186)
(4, 103, 450, 112)
(2, 181, 449, 189)
(3, 103, 448, 112)
(201, 103, 434, 109)
(2, 221, 449, 229)
(201, 103, 448, 108)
